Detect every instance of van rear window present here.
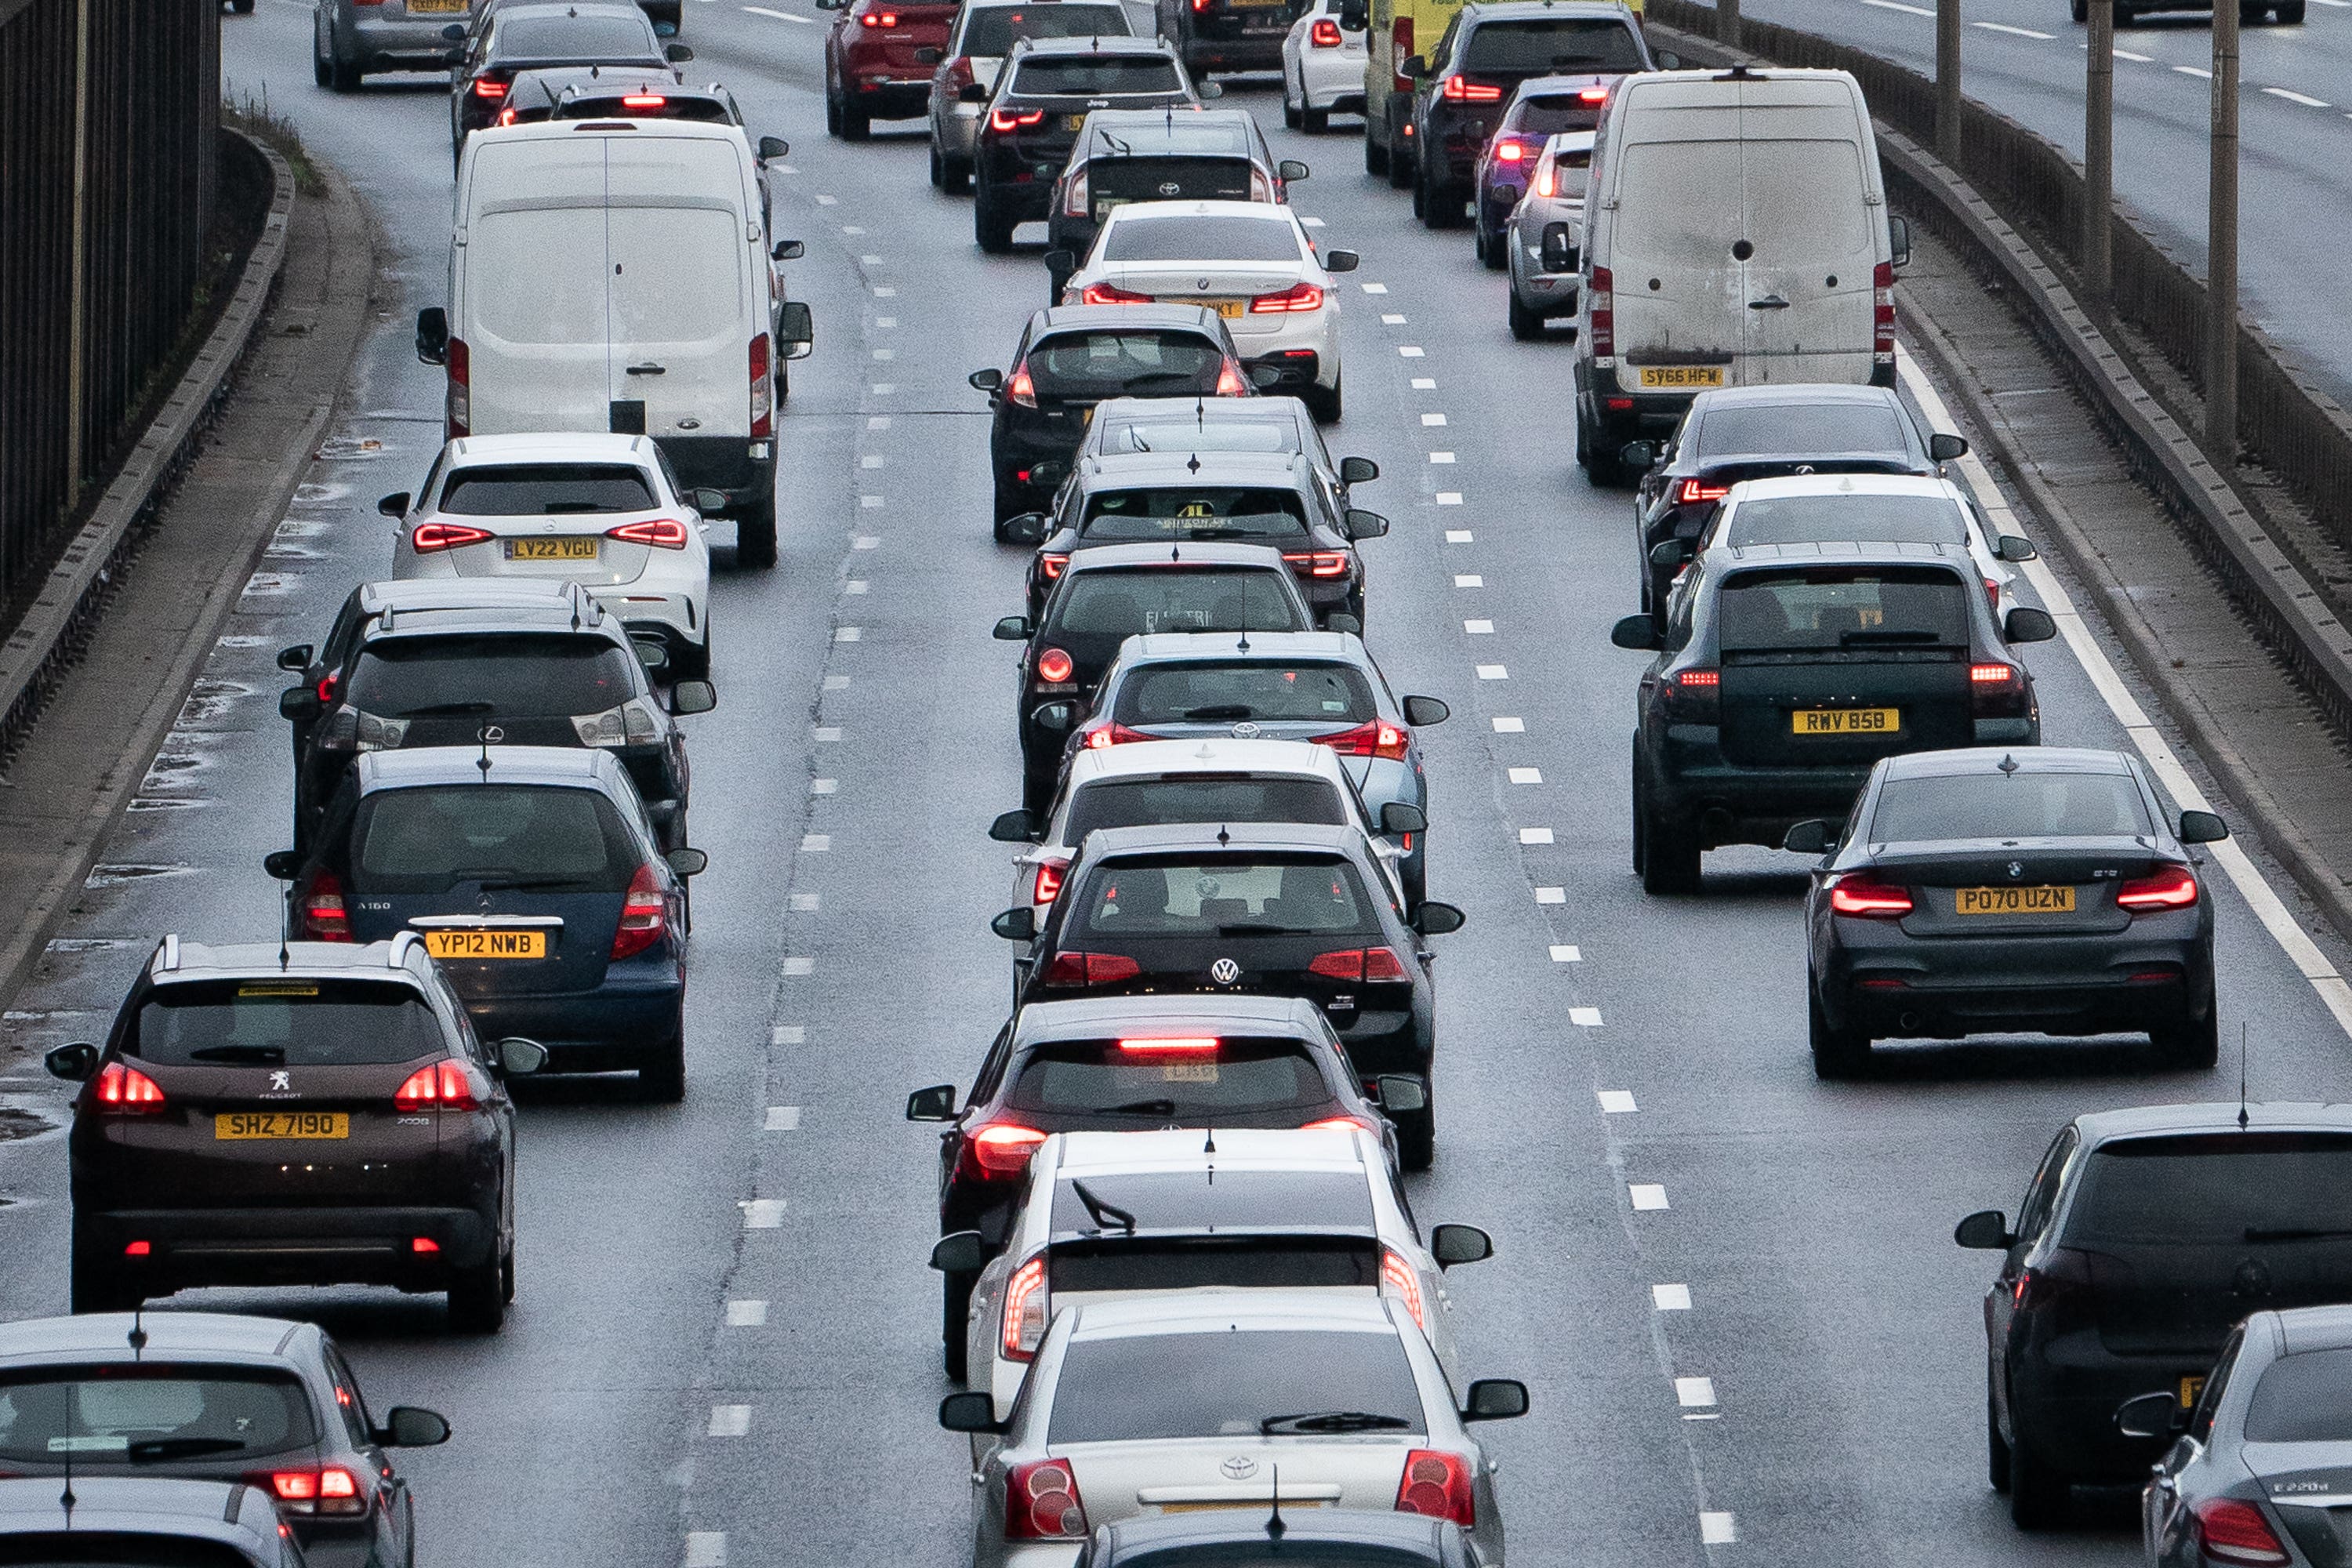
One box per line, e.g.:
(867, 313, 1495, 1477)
(471, 208, 608, 346)
(1716, 568, 1969, 652)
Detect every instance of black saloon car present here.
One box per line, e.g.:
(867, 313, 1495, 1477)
(972, 37, 1202, 252)
(1046, 108, 1303, 267)
(449, 0, 688, 163)
(1612, 540, 2056, 895)
(1791, 746, 2226, 1076)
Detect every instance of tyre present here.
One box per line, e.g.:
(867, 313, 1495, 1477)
(1987, 1392, 2013, 1494)
(1303, 105, 1330, 134)
(231, 0, 255, 12)
(1305, 376, 1342, 424)
(448, 1254, 507, 1334)
(2070, 0, 2085, 18)
(1410, 165, 1427, 220)
(943, 153, 972, 191)
(842, 104, 872, 140)
(1366, 132, 1388, 175)
(2154, 1004, 2220, 1069)
(1582, 419, 1625, 486)
(1395, 1090, 1436, 1172)
(313, 36, 332, 86)
(993, 482, 1025, 539)
(1508, 289, 1541, 341)
(1285, 93, 1302, 129)
(1808, 985, 1871, 1079)
(1479, 224, 1506, 270)
(1638, 788, 1700, 895)
(942, 1269, 977, 1381)
(1386, 138, 1412, 189)
(2278, 0, 2306, 18)
(975, 185, 1015, 253)
(2007, 1438, 2071, 1530)
(735, 498, 777, 569)
(70, 1222, 140, 1315)
(332, 56, 361, 92)
(929, 143, 944, 187)
(638, 1022, 687, 1102)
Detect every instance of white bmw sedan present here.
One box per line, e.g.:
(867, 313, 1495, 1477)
(1058, 201, 1356, 423)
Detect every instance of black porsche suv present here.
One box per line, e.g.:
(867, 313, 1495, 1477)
(971, 36, 1204, 252)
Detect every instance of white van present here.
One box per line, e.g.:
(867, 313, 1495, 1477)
(417, 119, 813, 568)
(1572, 65, 1909, 485)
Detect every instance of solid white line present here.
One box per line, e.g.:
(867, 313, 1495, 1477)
(725, 1300, 768, 1327)
(1523, 827, 1555, 844)
(2263, 86, 2331, 107)
(1973, 19, 2054, 35)
(740, 1199, 786, 1229)
(1862, 0, 1934, 13)
(685, 1532, 728, 1568)
(1446, 528, 1474, 542)
(1598, 1090, 1637, 1112)
(1550, 942, 1581, 961)
(1628, 1182, 1668, 1210)
(1536, 886, 1566, 904)
(1492, 717, 1524, 733)
(1700, 1512, 1737, 1545)
(1421, 412, 1448, 426)
(1653, 1283, 1692, 1309)
(1506, 765, 1541, 782)
(1477, 663, 1508, 679)
(781, 956, 815, 975)
(708, 1405, 752, 1438)
(1455, 574, 1484, 587)
(772, 1025, 807, 1044)
(742, 3, 812, 19)
(765, 1106, 803, 1131)
(1464, 618, 1493, 633)
(1675, 1377, 1718, 1407)
(1570, 1006, 1603, 1025)
(1896, 355, 2352, 1036)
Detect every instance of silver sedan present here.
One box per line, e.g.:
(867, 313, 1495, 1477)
(1504, 132, 1593, 342)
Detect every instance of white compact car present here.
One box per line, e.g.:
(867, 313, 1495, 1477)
(383, 432, 717, 678)
(1280, 0, 1367, 134)
(1059, 201, 1356, 423)
(941, 1291, 1524, 1568)
(945, 1127, 1493, 1421)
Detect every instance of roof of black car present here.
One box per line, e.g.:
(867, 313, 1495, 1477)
(1033, 303, 1225, 334)
(0, 1311, 306, 1367)
(1719, 539, 1969, 569)
(1102, 1508, 1452, 1559)
(1013, 992, 1329, 1044)
(1075, 820, 1363, 859)
(1058, 540, 1294, 572)
(358, 743, 627, 793)
(1880, 746, 2135, 780)
(2075, 1102, 2352, 1144)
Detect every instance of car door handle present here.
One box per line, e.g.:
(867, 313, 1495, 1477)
(626, 362, 667, 376)
(1748, 296, 1790, 310)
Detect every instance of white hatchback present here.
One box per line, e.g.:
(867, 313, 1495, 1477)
(383, 433, 717, 678)
(1060, 201, 1356, 423)
(1281, 0, 1367, 134)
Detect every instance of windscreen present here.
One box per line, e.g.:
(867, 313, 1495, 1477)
(1508, 95, 1599, 135)
(1051, 1170, 1373, 1230)
(1722, 494, 1968, 550)
(345, 635, 639, 718)
(1005, 1038, 1334, 1116)
(1048, 1329, 1424, 1443)
(1011, 56, 1183, 95)
(129, 979, 447, 1067)
(1069, 856, 1374, 935)
(1029, 332, 1225, 398)
(1460, 18, 1643, 71)
(1715, 568, 1970, 652)
(1051, 1236, 1382, 1294)
(1065, 777, 1349, 840)
(2064, 1134, 2352, 1247)
(0, 1367, 317, 1465)
(1080, 488, 1309, 541)
(1048, 569, 1306, 638)
(1867, 773, 2153, 842)
(1697, 405, 1910, 459)
(439, 463, 656, 515)
(349, 785, 637, 894)
(964, 2, 1131, 53)
(1102, 216, 1300, 263)
(1112, 662, 1374, 725)
(1108, 421, 1296, 456)
(2245, 1348, 2352, 1443)
(496, 15, 659, 59)
(470, 209, 606, 346)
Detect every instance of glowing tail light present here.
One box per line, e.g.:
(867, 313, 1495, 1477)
(1492, 140, 1526, 162)
(1008, 361, 1038, 408)
(1828, 877, 1913, 918)
(265, 1468, 366, 1518)
(1380, 1248, 1425, 1330)
(1312, 718, 1409, 760)
(859, 9, 902, 22)
(1306, 946, 1410, 982)
(1063, 167, 1089, 217)
(1588, 266, 1613, 359)
(1116, 1036, 1221, 1052)
(445, 337, 470, 439)
(1005, 1459, 1088, 1540)
(2190, 1499, 2288, 1566)
(1970, 662, 2017, 685)
(1874, 260, 1896, 364)
(989, 107, 1046, 132)
(2117, 866, 2199, 911)
(620, 94, 667, 109)
(1039, 951, 1143, 987)
(1578, 85, 1609, 103)
(1080, 720, 1150, 750)
(605, 517, 691, 548)
(1032, 858, 1067, 905)
(1283, 550, 1350, 578)
(1395, 1450, 1474, 1526)
(1215, 359, 1248, 397)
(1080, 281, 1152, 306)
(411, 521, 493, 554)
(394, 1059, 483, 1114)
(1250, 281, 1324, 314)
(300, 868, 354, 942)
(95, 1062, 166, 1114)
(1001, 1256, 1048, 1360)
(966, 1122, 1048, 1178)
(1676, 478, 1730, 506)
(750, 333, 773, 438)
(1439, 76, 1502, 101)
(1033, 646, 1076, 684)
(471, 76, 507, 100)
(610, 862, 669, 960)
(1535, 164, 1555, 198)
(1311, 16, 1341, 45)
(1039, 554, 1069, 582)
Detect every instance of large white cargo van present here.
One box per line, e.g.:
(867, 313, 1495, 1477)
(1573, 65, 1910, 485)
(418, 118, 812, 567)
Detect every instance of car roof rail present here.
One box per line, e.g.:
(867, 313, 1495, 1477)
(387, 930, 426, 970)
(154, 934, 181, 974)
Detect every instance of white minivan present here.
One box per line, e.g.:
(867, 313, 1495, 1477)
(1572, 65, 1911, 485)
(417, 119, 812, 567)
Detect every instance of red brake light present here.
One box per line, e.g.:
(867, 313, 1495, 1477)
(1039, 554, 1069, 581)
(2117, 866, 2199, 912)
(125, 1240, 152, 1255)
(95, 1062, 166, 1114)
(314, 671, 339, 705)
(412, 521, 493, 554)
(1250, 281, 1323, 314)
(1874, 260, 1896, 362)
(1116, 1036, 1220, 1053)
(1301, 1115, 1376, 1135)
(267, 1468, 366, 1517)
(1395, 1450, 1474, 1526)
(621, 93, 666, 108)
(1589, 266, 1613, 358)
(604, 517, 690, 548)
(1034, 647, 1076, 684)
(1001, 1256, 1048, 1361)
(1675, 669, 1719, 688)
(300, 868, 354, 942)
(1492, 140, 1526, 162)
(1311, 16, 1341, 44)
(1439, 76, 1502, 101)
(968, 1122, 1048, 1177)
(1215, 359, 1248, 397)
(1032, 858, 1068, 905)
(611, 862, 669, 960)
(1079, 720, 1150, 750)
(1080, 281, 1152, 306)
(1306, 947, 1410, 982)
(1970, 662, 2017, 685)
(1005, 1458, 1088, 1540)
(1578, 85, 1608, 103)
(1828, 877, 1914, 918)
(394, 1059, 483, 1114)
(1040, 950, 1142, 987)
(989, 107, 1047, 132)
(1008, 361, 1038, 408)
(472, 76, 507, 100)
(1381, 1248, 1425, 1330)
(1535, 164, 1555, 198)
(1313, 718, 1409, 761)
(412, 1237, 440, 1253)
(1282, 550, 1350, 579)
(750, 332, 773, 439)
(445, 336, 469, 439)
(2191, 1499, 2289, 1567)
(1676, 478, 1730, 506)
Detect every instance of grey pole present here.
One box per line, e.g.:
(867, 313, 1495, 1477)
(1936, 0, 1961, 165)
(1719, 0, 1741, 51)
(2207, 0, 2239, 459)
(2083, 0, 2113, 307)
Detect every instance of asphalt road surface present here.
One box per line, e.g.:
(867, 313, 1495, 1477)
(0, 7, 2347, 1566)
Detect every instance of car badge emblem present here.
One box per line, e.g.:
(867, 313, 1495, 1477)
(1230, 721, 1262, 739)
(1210, 957, 1242, 985)
(1795, 463, 1816, 475)
(1159, 181, 1181, 196)
(479, 724, 505, 745)
(270, 1070, 292, 1091)
(2006, 861, 2024, 880)
(1220, 1455, 1258, 1480)
(1198, 278, 1211, 291)
(677, 417, 701, 430)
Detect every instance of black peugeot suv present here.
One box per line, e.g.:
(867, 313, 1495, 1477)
(971, 36, 1203, 252)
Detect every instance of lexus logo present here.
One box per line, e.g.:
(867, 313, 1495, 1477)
(1230, 721, 1261, 739)
(2006, 861, 2024, 880)
(1219, 1455, 1258, 1479)
(1210, 957, 1242, 985)
(270, 1071, 292, 1091)
(1159, 180, 1181, 196)
(478, 724, 505, 744)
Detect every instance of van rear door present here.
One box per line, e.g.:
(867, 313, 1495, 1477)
(461, 138, 612, 437)
(1606, 133, 1743, 386)
(1733, 87, 1878, 385)
(604, 136, 755, 441)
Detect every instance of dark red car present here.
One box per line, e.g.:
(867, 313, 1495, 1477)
(819, 0, 957, 139)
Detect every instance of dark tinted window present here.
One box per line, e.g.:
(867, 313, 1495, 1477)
(0, 1536, 263, 1567)
(2064, 1134, 2352, 1247)
(1048, 569, 1306, 637)
(345, 635, 639, 718)
(1117, 1549, 1437, 1568)
(439, 463, 656, 515)
(495, 15, 659, 58)
(1029, 332, 1225, 397)
(964, 3, 1130, 53)
(1867, 773, 2153, 842)
(1006, 1038, 1335, 1116)
(1715, 568, 1969, 652)
(1069, 855, 1373, 935)
(1080, 488, 1308, 541)
(1102, 216, 1301, 263)
(0, 1368, 316, 1465)
(129, 979, 447, 1067)
(1051, 1170, 1373, 1230)
(1459, 18, 1642, 71)
(2245, 1348, 2352, 1443)
(1011, 56, 1183, 94)
(349, 785, 637, 894)
(558, 93, 734, 122)
(1064, 777, 1350, 840)
(1505, 94, 1598, 135)
(1722, 494, 1968, 550)
(1051, 1236, 1381, 1294)
(1107, 420, 1296, 456)
(1048, 1329, 1424, 1443)
(1696, 405, 1911, 459)
(1113, 662, 1374, 724)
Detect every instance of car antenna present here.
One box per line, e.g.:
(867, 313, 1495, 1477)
(1070, 1178, 1136, 1234)
(1997, 753, 2019, 775)
(1265, 1465, 1285, 1540)
(127, 1307, 147, 1359)
(58, 1441, 74, 1526)
(279, 925, 291, 974)
(1186, 452, 1201, 474)
(2238, 1022, 2250, 1131)
(1203, 1125, 1215, 1157)
(477, 728, 495, 782)
(1217, 823, 1230, 847)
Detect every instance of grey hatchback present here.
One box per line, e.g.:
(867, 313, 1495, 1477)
(314, 0, 477, 93)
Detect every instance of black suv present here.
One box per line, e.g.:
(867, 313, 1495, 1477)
(1611, 540, 2054, 894)
(1046, 108, 1304, 274)
(276, 580, 714, 855)
(448, 0, 689, 166)
(971, 304, 1254, 531)
(971, 37, 1203, 252)
(1395, 0, 1650, 223)
(1152, 0, 1297, 82)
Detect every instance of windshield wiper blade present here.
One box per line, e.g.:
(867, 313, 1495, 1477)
(540, 501, 602, 514)
(399, 700, 498, 716)
(1181, 704, 1255, 720)
(2245, 1227, 2352, 1242)
(187, 1045, 285, 1064)
(128, 1437, 249, 1463)
(1070, 1178, 1138, 1234)
(1100, 1098, 1178, 1116)
(1259, 1410, 1414, 1436)
(1837, 630, 1940, 645)
(474, 877, 592, 892)
(1216, 923, 1313, 936)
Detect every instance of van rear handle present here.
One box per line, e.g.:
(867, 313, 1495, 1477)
(625, 362, 667, 376)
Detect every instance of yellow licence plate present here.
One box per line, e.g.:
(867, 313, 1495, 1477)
(422, 928, 546, 960)
(407, 0, 467, 12)
(2180, 1374, 2205, 1407)
(1792, 707, 1898, 735)
(1065, 113, 1088, 131)
(1636, 365, 1726, 390)
(506, 537, 597, 561)
(1955, 885, 2077, 915)
(216, 1112, 350, 1141)
(1204, 299, 1247, 318)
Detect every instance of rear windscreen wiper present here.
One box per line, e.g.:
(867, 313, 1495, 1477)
(1101, 1098, 1178, 1116)
(1837, 630, 1942, 645)
(128, 1437, 249, 1463)
(540, 501, 603, 514)
(187, 1046, 285, 1064)
(1260, 1410, 1414, 1436)
(2244, 1227, 2352, 1242)
(1071, 1178, 1138, 1234)
(1217, 923, 1312, 936)
(399, 701, 498, 716)
(1181, 704, 1255, 720)
(474, 877, 594, 892)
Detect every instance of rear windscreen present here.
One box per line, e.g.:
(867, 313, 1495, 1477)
(1064, 776, 1349, 840)
(1102, 216, 1299, 263)
(496, 16, 659, 59)
(1112, 662, 1374, 725)
(1091, 123, 1250, 158)
(1460, 18, 1643, 71)
(1108, 420, 1296, 456)
(1080, 488, 1308, 541)
(1051, 1170, 1373, 1230)
(2245, 1348, 2352, 1443)
(1048, 569, 1305, 637)
(2065, 1134, 2352, 1247)
(963, 3, 1131, 53)
(346, 635, 638, 719)
(1070, 856, 1374, 936)
(561, 94, 734, 122)
(1048, 1329, 1424, 1443)
(349, 785, 637, 895)
(1051, 1236, 1381, 1294)
(1697, 405, 1911, 459)
(1507, 96, 1597, 135)
(129, 979, 446, 1068)
(1716, 568, 1969, 652)
(1867, 774, 2153, 842)
(0, 1367, 316, 1465)
(439, 463, 656, 516)
(1011, 56, 1182, 95)
(1030, 332, 1225, 398)
(1006, 1038, 1333, 1116)
(1722, 494, 1968, 550)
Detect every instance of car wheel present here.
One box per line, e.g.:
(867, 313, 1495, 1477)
(638, 1027, 688, 1103)
(1508, 289, 1541, 341)
(842, 103, 872, 140)
(1480, 223, 1507, 270)
(1807, 984, 1871, 1078)
(1365, 132, 1388, 175)
(1394, 1087, 1436, 1172)
(1402, 852, 1426, 910)
(1629, 744, 1648, 875)
(1638, 783, 1700, 895)
(825, 82, 844, 136)
(331, 55, 361, 92)
(975, 185, 1016, 253)
(735, 497, 778, 569)
(1285, 93, 1302, 129)
(944, 153, 973, 191)
(1305, 375, 1342, 424)
(448, 1256, 506, 1333)
(942, 1269, 977, 1381)
(2070, 0, 2085, 17)
(2154, 1004, 2220, 1069)
(2007, 1436, 2071, 1530)
(231, 0, 255, 12)
(1987, 1391, 2013, 1493)
(70, 1221, 140, 1315)
(1303, 104, 1330, 134)
(2277, 0, 2306, 17)
(929, 143, 945, 187)
(1582, 420, 1626, 486)
(1410, 162, 1427, 220)
(314, 31, 332, 86)
(1386, 136, 1412, 189)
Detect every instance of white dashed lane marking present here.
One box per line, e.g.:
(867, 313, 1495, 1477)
(2264, 87, 2332, 107)
(685, 1531, 728, 1568)
(1477, 664, 1508, 679)
(790, 893, 819, 911)
(1596, 1090, 1636, 1112)
(1454, 574, 1483, 587)
(1429, 452, 1456, 463)
(1491, 717, 1523, 733)
(781, 956, 815, 975)
(809, 779, 838, 795)
(1534, 887, 1566, 904)
(834, 626, 862, 642)
(1700, 1513, 1737, 1546)
(873, 285, 897, 296)
(765, 1105, 803, 1131)
(1629, 1183, 1669, 1210)
(1972, 19, 2053, 35)
(798, 834, 829, 852)
(2175, 64, 2212, 78)
(1520, 826, 1553, 844)
(1398, 346, 1426, 358)
(1445, 529, 1473, 543)
(1421, 412, 1447, 425)
(725, 1300, 768, 1327)
(740, 1200, 787, 1229)
(815, 194, 838, 205)
(1653, 1283, 1693, 1310)
(1506, 764, 1541, 782)
(1382, 314, 1408, 325)
(1549, 944, 1581, 962)
(709, 1405, 752, 1438)
(771, 1025, 806, 1044)
(1436, 492, 1463, 506)
(1675, 1377, 1718, 1409)
(1360, 281, 1389, 293)
(742, 2, 811, 18)
(1570, 1006, 1603, 1026)
(1464, 619, 1493, 633)
(1410, 377, 1436, 389)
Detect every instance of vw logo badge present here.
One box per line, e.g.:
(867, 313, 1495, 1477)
(1220, 1456, 1258, 1480)
(1210, 957, 1242, 985)
(1231, 720, 1262, 739)
(2006, 861, 2025, 880)
(1159, 180, 1182, 196)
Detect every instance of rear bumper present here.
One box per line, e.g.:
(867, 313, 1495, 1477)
(1242, 345, 1330, 394)
(844, 72, 933, 115)
(978, 144, 1075, 218)
(655, 435, 775, 517)
(2009, 1335, 2193, 1482)
(337, 16, 460, 69)
(1297, 53, 1364, 109)
(84, 1203, 498, 1287)
(1822, 919, 2212, 1036)
(456, 978, 685, 1067)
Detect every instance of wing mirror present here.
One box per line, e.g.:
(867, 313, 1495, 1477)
(415, 307, 448, 366)
(45, 1043, 99, 1083)
(1953, 1209, 2013, 1250)
(758, 135, 789, 161)
(957, 80, 989, 102)
(1198, 81, 1223, 99)
(1399, 53, 1426, 76)
(1412, 901, 1464, 937)
(1619, 441, 1656, 473)
(376, 492, 411, 521)
(939, 1392, 1009, 1434)
(1888, 213, 1913, 270)
(2003, 606, 2057, 644)
(929, 1231, 986, 1274)
(1374, 1075, 1425, 1115)
(1042, 248, 1076, 278)
(2179, 809, 2230, 844)
(692, 487, 731, 513)
(1339, 456, 1378, 485)
(1030, 701, 1075, 734)
(1655, 49, 1682, 68)
(633, 638, 670, 674)
(1649, 539, 1693, 569)
(1461, 1379, 1529, 1422)
(989, 808, 1040, 843)
(278, 688, 320, 722)
(1929, 431, 1969, 462)
(779, 300, 815, 359)
(670, 680, 717, 716)
(1380, 801, 1427, 835)
(1610, 613, 1661, 651)
(771, 238, 806, 262)
(374, 1407, 452, 1448)
(1401, 695, 1447, 726)
(914, 45, 942, 64)
(970, 367, 1005, 394)
(1322, 249, 1359, 273)
(665, 847, 710, 878)
(1781, 819, 1833, 855)
(906, 1083, 958, 1122)
(992, 906, 1038, 942)
(2115, 1392, 2188, 1440)
(492, 1037, 548, 1076)
(1995, 535, 2038, 563)
(993, 614, 1033, 641)
(1247, 364, 1284, 389)
(665, 41, 695, 61)
(1278, 159, 1309, 182)
(1003, 512, 1050, 546)
(1430, 1222, 1493, 1269)
(1540, 221, 1576, 275)
(441, 21, 466, 38)
(263, 850, 303, 881)
(1343, 508, 1388, 540)
(276, 644, 314, 673)
(1325, 613, 1361, 635)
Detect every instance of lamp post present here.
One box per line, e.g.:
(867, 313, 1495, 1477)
(2207, 0, 2240, 459)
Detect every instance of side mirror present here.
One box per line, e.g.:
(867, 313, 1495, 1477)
(992, 906, 1038, 942)
(1655, 49, 1682, 68)
(970, 367, 1005, 394)
(779, 301, 815, 360)
(939, 1391, 1008, 1434)
(1198, 81, 1223, 99)
(1339, 456, 1378, 485)
(2003, 606, 2057, 644)
(990, 808, 1040, 843)
(263, 850, 303, 881)
(1322, 249, 1359, 273)
(1401, 695, 1448, 727)
(1430, 1222, 1493, 1269)
(914, 45, 942, 63)
(1412, 901, 1465, 936)
(670, 680, 717, 716)
(1325, 613, 1361, 636)
(279, 688, 320, 722)
(276, 644, 314, 673)
(1031, 702, 1075, 734)
(376, 492, 412, 521)
(993, 614, 1033, 641)
(1004, 513, 1050, 546)
(2179, 809, 2230, 844)
(1042, 249, 1076, 278)
(415, 307, 448, 366)
(633, 639, 670, 674)
(1399, 53, 1426, 77)
(375, 1407, 452, 1448)
(692, 488, 731, 514)
(1995, 535, 2038, 563)
(654, 16, 678, 33)
(1929, 431, 1969, 462)
(1541, 221, 1575, 275)
(2115, 1392, 2187, 1440)
(441, 21, 466, 38)
(1781, 819, 1833, 856)
(1953, 1209, 2013, 1250)
(1648, 539, 1692, 569)
(1277, 159, 1309, 181)
(1888, 214, 1913, 270)
(1374, 1075, 1426, 1115)
(44, 1043, 99, 1083)
(1461, 1379, 1529, 1422)
(492, 1037, 548, 1076)
(1379, 801, 1427, 835)
(772, 238, 806, 262)
(929, 1230, 987, 1274)
(666, 847, 710, 878)
(958, 80, 991, 103)
(1610, 614, 1661, 651)
(907, 1083, 958, 1122)
(758, 135, 790, 161)
(665, 41, 695, 61)
(1343, 508, 1388, 540)
(1338, 0, 1367, 27)
(1619, 441, 1656, 474)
